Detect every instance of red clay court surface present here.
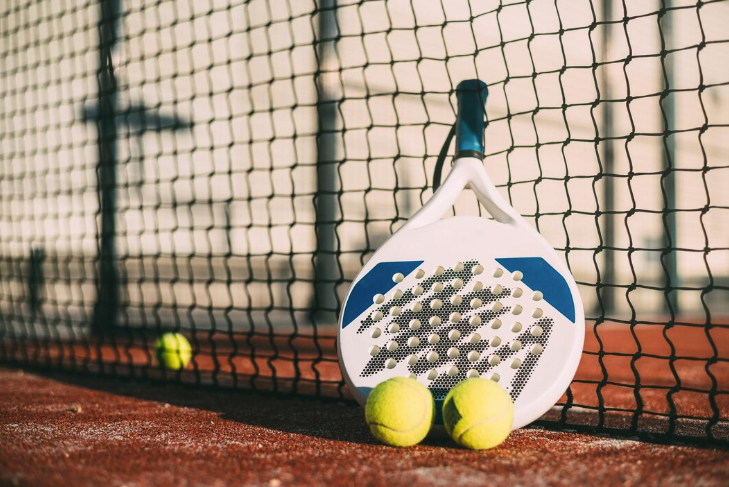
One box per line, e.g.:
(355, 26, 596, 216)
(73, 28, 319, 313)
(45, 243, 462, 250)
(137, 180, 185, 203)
(1, 365, 728, 487)
(3, 320, 728, 440)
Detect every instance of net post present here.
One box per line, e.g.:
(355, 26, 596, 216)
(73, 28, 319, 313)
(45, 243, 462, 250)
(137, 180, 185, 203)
(313, 0, 341, 323)
(600, 0, 616, 316)
(27, 245, 45, 317)
(660, 0, 680, 315)
(92, 0, 120, 335)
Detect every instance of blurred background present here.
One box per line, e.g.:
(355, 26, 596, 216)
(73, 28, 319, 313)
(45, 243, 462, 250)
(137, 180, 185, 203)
(0, 1, 728, 434)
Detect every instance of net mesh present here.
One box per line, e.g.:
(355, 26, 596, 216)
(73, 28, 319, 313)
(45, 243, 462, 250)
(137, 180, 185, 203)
(1, 0, 728, 443)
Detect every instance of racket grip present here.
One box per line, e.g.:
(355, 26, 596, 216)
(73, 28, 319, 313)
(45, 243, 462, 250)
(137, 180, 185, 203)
(455, 79, 488, 159)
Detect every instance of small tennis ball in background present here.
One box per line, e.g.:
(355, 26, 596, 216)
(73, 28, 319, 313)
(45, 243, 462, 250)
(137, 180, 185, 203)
(365, 377, 435, 447)
(443, 378, 513, 450)
(154, 332, 192, 370)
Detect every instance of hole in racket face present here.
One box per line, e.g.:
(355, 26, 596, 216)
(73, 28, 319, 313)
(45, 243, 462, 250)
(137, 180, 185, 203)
(355, 260, 554, 402)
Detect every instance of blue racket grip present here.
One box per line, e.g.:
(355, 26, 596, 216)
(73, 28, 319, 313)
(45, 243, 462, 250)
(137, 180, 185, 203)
(455, 79, 488, 159)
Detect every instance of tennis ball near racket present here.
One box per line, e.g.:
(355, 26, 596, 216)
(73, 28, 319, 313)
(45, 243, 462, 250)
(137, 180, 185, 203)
(365, 377, 435, 447)
(154, 332, 192, 370)
(443, 378, 514, 450)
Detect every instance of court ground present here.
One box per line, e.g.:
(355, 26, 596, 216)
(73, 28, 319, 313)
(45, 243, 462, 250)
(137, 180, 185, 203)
(1, 366, 727, 487)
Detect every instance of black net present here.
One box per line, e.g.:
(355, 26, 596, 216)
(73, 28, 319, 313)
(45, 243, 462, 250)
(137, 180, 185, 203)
(1, 0, 728, 444)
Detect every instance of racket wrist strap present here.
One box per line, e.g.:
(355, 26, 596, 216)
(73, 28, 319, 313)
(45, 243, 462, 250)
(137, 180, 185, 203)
(433, 80, 489, 191)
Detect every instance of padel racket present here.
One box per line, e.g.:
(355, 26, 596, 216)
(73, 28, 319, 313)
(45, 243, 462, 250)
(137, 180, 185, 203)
(337, 79, 584, 429)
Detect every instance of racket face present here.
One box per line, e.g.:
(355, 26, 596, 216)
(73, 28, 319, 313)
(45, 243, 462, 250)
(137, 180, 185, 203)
(338, 216, 584, 429)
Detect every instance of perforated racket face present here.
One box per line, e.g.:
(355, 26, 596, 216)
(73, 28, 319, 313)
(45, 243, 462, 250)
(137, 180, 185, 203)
(338, 216, 584, 429)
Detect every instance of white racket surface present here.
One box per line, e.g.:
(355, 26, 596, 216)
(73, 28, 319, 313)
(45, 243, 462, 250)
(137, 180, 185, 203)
(337, 157, 585, 429)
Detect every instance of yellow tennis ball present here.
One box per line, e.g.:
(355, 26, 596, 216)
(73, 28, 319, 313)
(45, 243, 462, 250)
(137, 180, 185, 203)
(154, 333, 192, 370)
(365, 377, 435, 447)
(442, 378, 514, 450)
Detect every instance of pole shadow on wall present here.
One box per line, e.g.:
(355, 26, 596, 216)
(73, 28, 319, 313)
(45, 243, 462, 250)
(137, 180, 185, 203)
(86, 0, 192, 336)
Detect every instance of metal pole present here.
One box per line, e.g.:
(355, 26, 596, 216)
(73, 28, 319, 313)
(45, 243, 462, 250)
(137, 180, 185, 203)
(601, 0, 616, 315)
(92, 0, 120, 334)
(313, 0, 340, 322)
(28, 245, 45, 316)
(661, 0, 680, 315)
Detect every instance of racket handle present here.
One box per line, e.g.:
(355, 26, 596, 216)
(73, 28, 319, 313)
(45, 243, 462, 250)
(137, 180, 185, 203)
(455, 79, 488, 160)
